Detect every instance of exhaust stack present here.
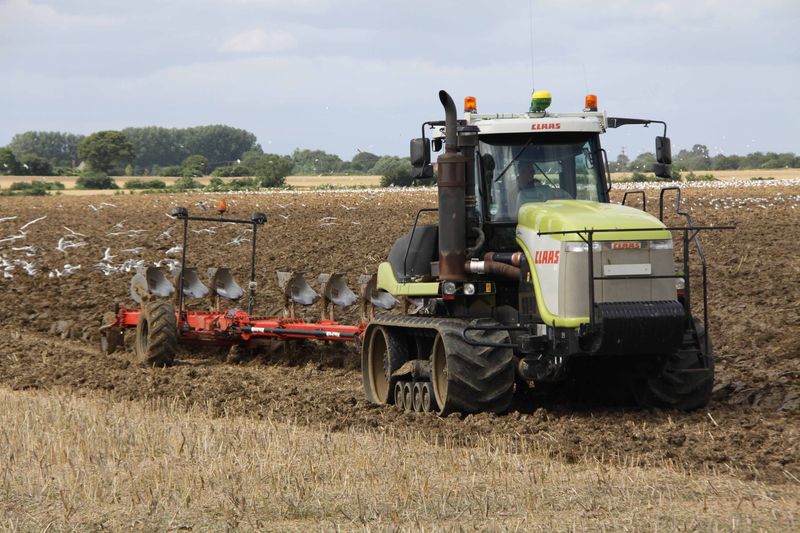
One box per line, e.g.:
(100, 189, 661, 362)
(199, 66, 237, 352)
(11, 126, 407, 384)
(436, 90, 467, 281)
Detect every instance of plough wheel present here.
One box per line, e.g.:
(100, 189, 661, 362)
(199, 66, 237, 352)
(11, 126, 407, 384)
(362, 326, 408, 404)
(134, 301, 177, 366)
(431, 323, 514, 416)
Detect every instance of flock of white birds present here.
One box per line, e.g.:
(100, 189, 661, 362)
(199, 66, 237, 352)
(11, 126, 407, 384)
(1, 180, 798, 280)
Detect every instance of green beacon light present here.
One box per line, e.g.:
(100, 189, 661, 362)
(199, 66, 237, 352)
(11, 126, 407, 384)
(529, 90, 552, 112)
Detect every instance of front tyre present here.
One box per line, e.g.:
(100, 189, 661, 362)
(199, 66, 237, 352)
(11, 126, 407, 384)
(634, 319, 714, 411)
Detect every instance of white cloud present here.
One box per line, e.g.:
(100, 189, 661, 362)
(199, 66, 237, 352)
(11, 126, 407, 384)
(221, 28, 297, 53)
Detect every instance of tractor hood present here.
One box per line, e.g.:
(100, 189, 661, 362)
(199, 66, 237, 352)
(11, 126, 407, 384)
(517, 200, 670, 241)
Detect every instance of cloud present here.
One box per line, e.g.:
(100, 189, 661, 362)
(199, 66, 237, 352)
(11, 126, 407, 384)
(221, 28, 298, 53)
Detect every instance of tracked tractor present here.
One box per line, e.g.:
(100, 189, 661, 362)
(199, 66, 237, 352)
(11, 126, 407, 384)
(361, 90, 731, 415)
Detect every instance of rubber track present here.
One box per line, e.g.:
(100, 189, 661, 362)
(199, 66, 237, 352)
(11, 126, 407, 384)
(368, 314, 515, 415)
(136, 301, 177, 366)
(639, 321, 714, 411)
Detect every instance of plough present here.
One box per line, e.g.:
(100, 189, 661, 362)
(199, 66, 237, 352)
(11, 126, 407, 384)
(99, 202, 395, 366)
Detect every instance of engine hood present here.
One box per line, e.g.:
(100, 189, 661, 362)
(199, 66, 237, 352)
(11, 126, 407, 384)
(517, 200, 670, 241)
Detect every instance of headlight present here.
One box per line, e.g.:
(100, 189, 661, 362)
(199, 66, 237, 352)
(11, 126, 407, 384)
(463, 282, 476, 296)
(650, 239, 674, 250)
(442, 281, 457, 295)
(564, 242, 601, 252)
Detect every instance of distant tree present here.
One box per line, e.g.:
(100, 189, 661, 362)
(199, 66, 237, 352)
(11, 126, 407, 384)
(76, 171, 118, 189)
(610, 153, 630, 173)
(78, 131, 135, 174)
(350, 151, 381, 173)
(712, 154, 741, 170)
(181, 154, 209, 177)
(18, 155, 54, 176)
(123, 126, 187, 172)
(212, 164, 252, 177)
(182, 125, 260, 170)
(291, 149, 344, 175)
(253, 154, 292, 187)
(0, 148, 21, 175)
(374, 156, 413, 186)
(628, 152, 656, 172)
(8, 131, 84, 167)
(173, 176, 202, 190)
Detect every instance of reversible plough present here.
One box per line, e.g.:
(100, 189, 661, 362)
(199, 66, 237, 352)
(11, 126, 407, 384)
(99, 202, 393, 366)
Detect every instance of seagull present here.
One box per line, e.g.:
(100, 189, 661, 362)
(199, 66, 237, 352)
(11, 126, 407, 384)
(157, 227, 174, 240)
(0, 216, 17, 223)
(88, 204, 100, 212)
(0, 234, 25, 245)
(340, 204, 357, 211)
(320, 216, 338, 222)
(166, 245, 182, 255)
(56, 237, 86, 253)
(49, 264, 81, 278)
(11, 245, 37, 256)
(19, 215, 47, 231)
(225, 233, 250, 246)
(94, 263, 117, 276)
(191, 227, 216, 235)
(102, 248, 114, 262)
(121, 247, 144, 254)
(63, 226, 87, 237)
(100, 202, 116, 208)
(278, 214, 290, 220)
(112, 219, 127, 229)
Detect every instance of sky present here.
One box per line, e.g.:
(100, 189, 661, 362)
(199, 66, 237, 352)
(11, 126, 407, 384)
(1, 0, 798, 160)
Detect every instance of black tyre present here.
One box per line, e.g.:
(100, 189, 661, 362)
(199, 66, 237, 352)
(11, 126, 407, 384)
(634, 319, 714, 411)
(362, 326, 409, 404)
(431, 321, 515, 415)
(134, 301, 178, 366)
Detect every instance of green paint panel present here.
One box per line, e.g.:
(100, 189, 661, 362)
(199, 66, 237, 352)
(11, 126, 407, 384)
(518, 200, 670, 241)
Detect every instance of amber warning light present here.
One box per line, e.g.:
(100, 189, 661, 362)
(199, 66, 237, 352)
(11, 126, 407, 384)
(464, 96, 477, 112)
(584, 94, 598, 112)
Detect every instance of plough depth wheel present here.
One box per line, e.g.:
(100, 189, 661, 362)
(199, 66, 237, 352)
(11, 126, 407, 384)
(134, 301, 177, 366)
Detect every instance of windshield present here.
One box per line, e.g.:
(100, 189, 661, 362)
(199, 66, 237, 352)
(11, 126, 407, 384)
(478, 133, 605, 221)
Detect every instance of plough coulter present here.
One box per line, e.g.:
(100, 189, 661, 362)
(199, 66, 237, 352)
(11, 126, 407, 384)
(99, 202, 390, 366)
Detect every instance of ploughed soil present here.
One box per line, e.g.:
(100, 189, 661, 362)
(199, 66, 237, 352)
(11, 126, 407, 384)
(0, 185, 798, 484)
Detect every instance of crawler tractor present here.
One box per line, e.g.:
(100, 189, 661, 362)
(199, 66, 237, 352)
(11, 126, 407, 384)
(361, 90, 731, 415)
(100, 89, 730, 417)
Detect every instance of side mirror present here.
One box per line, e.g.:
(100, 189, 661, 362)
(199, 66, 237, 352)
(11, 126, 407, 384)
(653, 163, 672, 179)
(656, 136, 672, 164)
(410, 138, 430, 168)
(411, 165, 434, 180)
(432, 138, 443, 153)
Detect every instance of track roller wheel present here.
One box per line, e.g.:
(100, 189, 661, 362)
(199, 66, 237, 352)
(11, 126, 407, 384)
(362, 325, 409, 405)
(134, 301, 177, 366)
(394, 381, 405, 411)
(99, 311, 123, 355)
(421, 382, 436, 413)
(403, 382, 414, 412)
(431, 321, 514, 415)
(633, 319, 714, 411)
(413, 382, 424, 412)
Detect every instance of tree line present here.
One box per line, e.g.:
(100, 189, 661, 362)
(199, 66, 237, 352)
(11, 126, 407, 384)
(0, 127, 415, 187)
(610, 144, 800, 173)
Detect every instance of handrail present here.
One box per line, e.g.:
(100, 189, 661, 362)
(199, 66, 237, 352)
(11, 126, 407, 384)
(622, 189, 647, 212)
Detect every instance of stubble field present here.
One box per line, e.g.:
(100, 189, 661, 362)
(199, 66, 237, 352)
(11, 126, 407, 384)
(0, 181, 798, 530)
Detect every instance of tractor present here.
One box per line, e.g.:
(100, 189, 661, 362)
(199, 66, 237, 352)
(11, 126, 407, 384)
(361, 90, 731, 415)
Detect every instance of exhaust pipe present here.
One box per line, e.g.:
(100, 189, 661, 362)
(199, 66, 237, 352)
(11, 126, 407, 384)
(436, 90, 467, 281)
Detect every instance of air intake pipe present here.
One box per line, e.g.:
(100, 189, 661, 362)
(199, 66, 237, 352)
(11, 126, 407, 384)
(436, 90, 467, 281)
